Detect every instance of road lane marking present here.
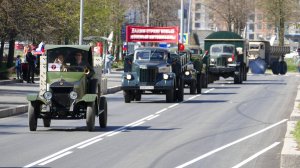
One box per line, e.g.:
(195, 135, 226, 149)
(204, 88, 215, 93)
(156, 108, 168, 114)
(175, 119, 288, 168)
(38, 151, 73, 166)
(147, 114, 159, 120)
(232, 142, 281, 168)
(24, 88, 216, 167)
(107, 129, 127, 137)
(169, 103, 179, 108)
(130, 121, 145, 127)
(77, 138, 103, 149)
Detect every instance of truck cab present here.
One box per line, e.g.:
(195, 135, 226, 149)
(121, 47, 184, 103)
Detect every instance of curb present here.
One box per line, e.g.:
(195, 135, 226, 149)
(0, 105, 28, 118)
(281, 86, 300, 167)
(0, 87, 122, 119)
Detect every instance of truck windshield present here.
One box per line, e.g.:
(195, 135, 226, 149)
(135, 50, 165, 61)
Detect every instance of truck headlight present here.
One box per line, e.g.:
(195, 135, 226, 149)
(163, 74, 169, 80)
(210, 58, 215, 62)
(184, 71, 190, 76)
(69, 91, 78, 100)
(43, 91, 52, 100)
(126, 74, 132, 80)
(227, 57, 233, 62)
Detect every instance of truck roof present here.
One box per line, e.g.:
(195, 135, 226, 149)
(205, 31, 244, 41)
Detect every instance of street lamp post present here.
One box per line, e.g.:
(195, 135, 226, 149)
(147, 0, 150, 26)
(180, 0, 184, 44)
(79, 0, 84, 45)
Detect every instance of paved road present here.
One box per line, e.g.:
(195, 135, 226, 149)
(0, 73, 298, 168)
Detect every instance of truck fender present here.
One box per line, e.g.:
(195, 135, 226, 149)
(81, 94, 98, 103)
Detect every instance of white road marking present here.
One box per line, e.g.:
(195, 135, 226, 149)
(130, 121, 145, 127)
(38, 151, 73, 166)
(204, 88, 215, 93)
(156, 108, 168, 114)
(175, 119, 287, 168)
(24, 88, 217, 167)
(188, 96, 197, 100)
(232, 142, 281, 168)
(147, 115, 159, 120)
(107, 129, 126, 137)
(169, 103, 179, 108)
(77, 138, 103, 149)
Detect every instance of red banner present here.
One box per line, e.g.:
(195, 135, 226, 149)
(126, 26, 179, 43)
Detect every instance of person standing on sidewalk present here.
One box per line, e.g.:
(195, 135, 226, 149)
(105, 50, 114, 74)
(25, 48, 35, 83)
(15, 55, 22, 79)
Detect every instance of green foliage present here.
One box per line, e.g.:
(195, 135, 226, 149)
(112, 60, 124, 69)
(286, 58, 298, 72)
(293, 121, 300, 146)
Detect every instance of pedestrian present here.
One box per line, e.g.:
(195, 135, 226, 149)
(15, 55, 22, 79)
(105, 50, 114, 74)
(25, 48, 36, 83)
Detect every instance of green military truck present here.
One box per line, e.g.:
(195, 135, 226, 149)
(204, 31, 248, 84)
(121, 47, 189, 103)
(27, 45, 107, 131)
(186, 44, 209, 88)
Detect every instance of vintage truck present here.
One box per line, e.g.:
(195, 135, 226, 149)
(248, 40, 290, 74)
(27, 45, 107, 131)
(121, 47, 188, 103)
(170, 47, 202, 94)
(204, 31, 249, 84)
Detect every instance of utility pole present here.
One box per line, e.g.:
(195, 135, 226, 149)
(147, 0, 150, 26)
(180, 0, 184, 43)
(79, 0, 84, 45)
(187, 0, 192, 45)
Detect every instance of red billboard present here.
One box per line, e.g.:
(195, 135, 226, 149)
(126, 26, 179, 43)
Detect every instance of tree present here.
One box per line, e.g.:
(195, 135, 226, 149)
(257, 0, 300, 46)
(125, 0, 180, 26)
(205, 0, 254, 34)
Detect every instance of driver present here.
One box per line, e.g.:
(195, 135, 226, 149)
(72, 51, 95, 77)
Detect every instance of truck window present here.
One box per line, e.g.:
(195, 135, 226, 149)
(223, 46, 234, 53)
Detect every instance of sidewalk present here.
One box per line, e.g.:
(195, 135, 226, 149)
(0, 70, 123, 118)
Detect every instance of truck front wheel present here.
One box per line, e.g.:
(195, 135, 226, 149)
(123, 91, 131, 103)
(99, 96, 107, 128)
(86, 102, 96, 131)
(28, 102, 38, 131)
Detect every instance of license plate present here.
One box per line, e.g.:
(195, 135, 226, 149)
(140, 86, 154, 90)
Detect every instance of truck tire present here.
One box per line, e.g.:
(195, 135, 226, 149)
(234, 69, 242, 84)
(28, 102, 38, 131)
(177, 77, 184, 101)
(243, 66, 247, 81)
(279, 61, 287, 75)
(190, 80, 196, 94)
(134, 92, 141, 101)
(86, 102, 96, 131)
(43, 118, 51, 127)
(99, 96, 107, 128)
(123, 90, 131, 103)
(201, 73, 208, 88)
(196, 74, 202, 94)
(166, 89, 174, 103)
(271, 61, 279, 75)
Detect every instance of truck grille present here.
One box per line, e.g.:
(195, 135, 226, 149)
(52, 93, 71, 107)
(217, 57, 227, 66)
(139, 68, 157, 83)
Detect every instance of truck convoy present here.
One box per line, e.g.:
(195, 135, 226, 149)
(248, 41, 290, 74)
(204, 31, 249, 84)
(122, 26, 200, 103)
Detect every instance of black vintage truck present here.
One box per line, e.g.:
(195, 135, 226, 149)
(121, 47, 189, 103)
